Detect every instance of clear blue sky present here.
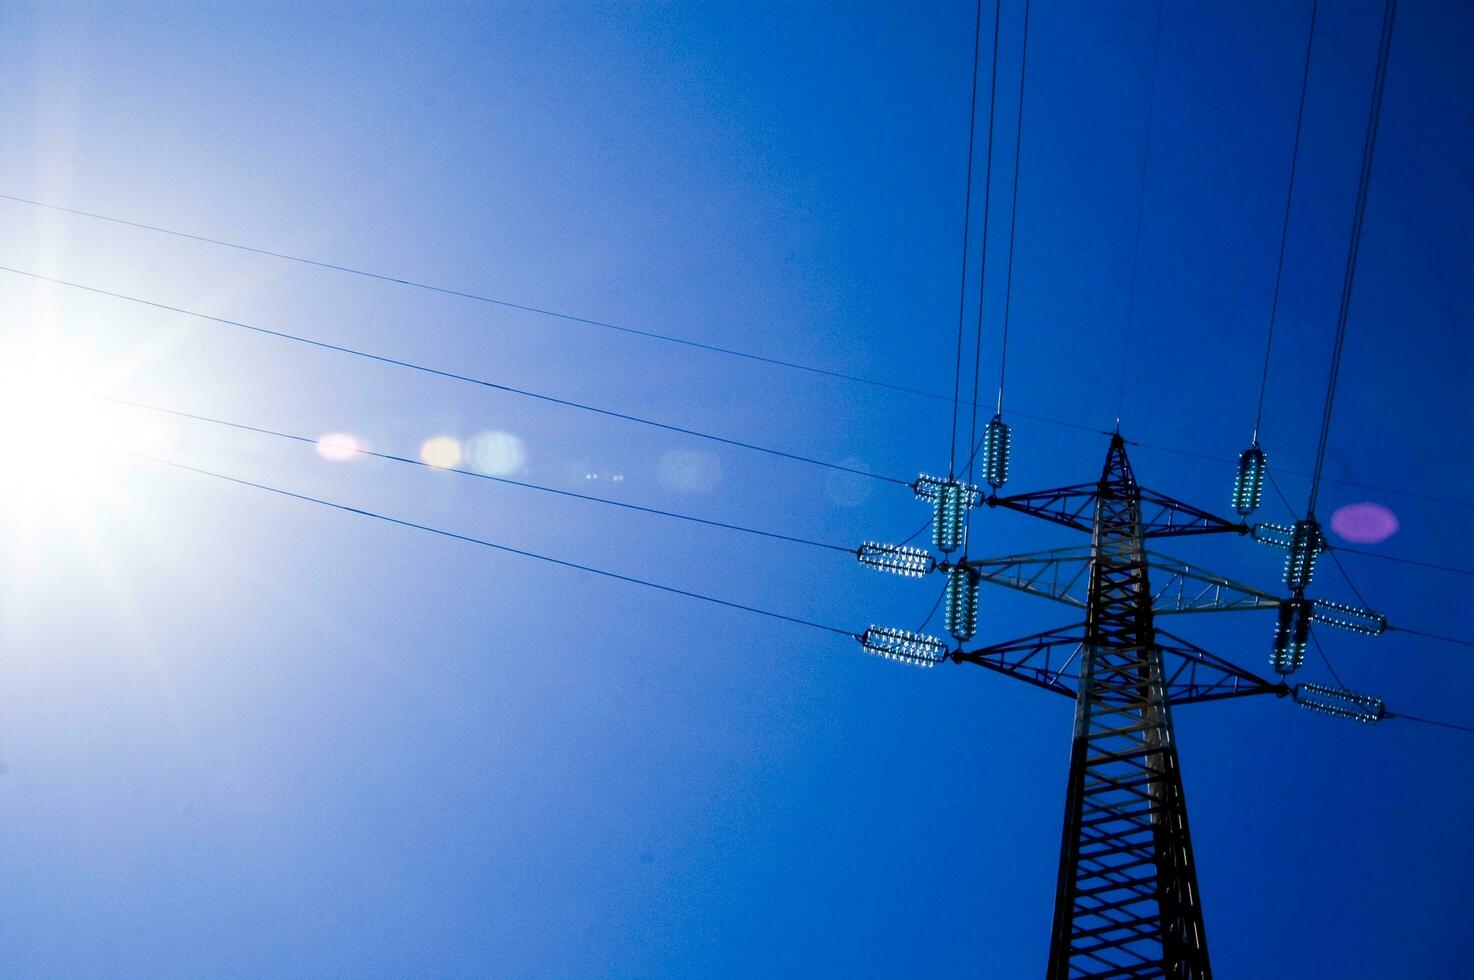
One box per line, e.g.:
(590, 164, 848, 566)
(1, 1, 1471, 976)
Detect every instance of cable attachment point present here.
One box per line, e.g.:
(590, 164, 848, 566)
(914, 474, 983, 552)
(856, 541, 936, 578)
(1232, 443, 1267, 517)
(1294, 682, 1385, 724)
(859, 626, 949, 668)
(1271, 598, 1312, 676)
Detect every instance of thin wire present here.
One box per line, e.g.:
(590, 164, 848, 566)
(1253, 0, 1319, 442)
(119, 449, 858, 638)
(963, 0, 1003, 497)
(1389, 713, 1474, 736)
(1334, 546, 1474, 579)
(1390, 627, 1474, 650)
(0, 265, 906, 486)
(916, 586, 948, 633)
(948, 0, 987, 477)
(104, 396, 856, 554)
(995, 0, 1032, 417)
(1115, 1, 1165, 425)
(1315, 523, 1378, 609)
(0, 192, 939, 403)
(7, 192, 1468, 514)
(1145, 435, 1474, 511)
(1308, 630, 1347, 689)
(897, 516, 935, 547)
(1270, 470, 1474, 647)
(1308, 0, 1397, 515)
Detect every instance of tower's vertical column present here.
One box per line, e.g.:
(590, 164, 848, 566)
(1046, 436, 1211, 979)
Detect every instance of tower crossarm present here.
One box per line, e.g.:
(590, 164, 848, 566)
(991, 484, 1244, 540)
(954, 623, 1284, 707)
(964, 547, 1280, 617)
(990, 483, 1102, 533)
(1153, 629, 1286, 705)
(964, 546, 1095, 609)
(954, 624, 1088, 698)
(1144, 551, 1282, 615)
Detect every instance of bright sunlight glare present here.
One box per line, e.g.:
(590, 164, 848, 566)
(0, 343, 144, 519)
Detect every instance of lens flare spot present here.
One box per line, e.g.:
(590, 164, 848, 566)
(316, 432, 365, 461)
(656, 449, 721, 493)
(466, 431, 526, 476)
(420, 436, 462, 469)
(1330, 502, 1399, 544)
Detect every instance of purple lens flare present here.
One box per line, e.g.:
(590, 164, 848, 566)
(1330, 502, 1399, 544)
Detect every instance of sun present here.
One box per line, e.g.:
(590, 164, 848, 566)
(0, 340, 148, 528)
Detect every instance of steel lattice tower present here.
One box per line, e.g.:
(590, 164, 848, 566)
(1044, 437, 1209, 978)
(858, 434, 1389, 976)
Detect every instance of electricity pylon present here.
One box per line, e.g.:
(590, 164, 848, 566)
(857, 434, 1386, 977)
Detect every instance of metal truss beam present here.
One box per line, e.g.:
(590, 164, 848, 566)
(991, 484, 1245, 540)
(955, 625, 1282, 707)
(964, 549, 1280, 616)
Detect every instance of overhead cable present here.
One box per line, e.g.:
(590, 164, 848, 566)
(120, 449, 858, 639)
(1307, 0, 1397, 514)
(0, 264, 906, 486)
(104, 396, 856, 554)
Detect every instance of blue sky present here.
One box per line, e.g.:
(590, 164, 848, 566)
(1, 1, 1471, 976)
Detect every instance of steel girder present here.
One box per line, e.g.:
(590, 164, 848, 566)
(954, 625, 1282, 707)
(962, 548, 1279, 616)
(991, 483, 1245, 540)
(1043, 436, 1213, 979)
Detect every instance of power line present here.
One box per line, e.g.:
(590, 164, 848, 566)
(0, 264, 907, 486)
(963, 0, 1004, 496)
(119, 448, 858, 639)
(1307, 0, 1397, 514)
(1132, 434, 1474, 511)
(1335, 546, 1474, 579)
(0, 192, 939, 404)
(1389, 626, 1474, 650)
(1115, 1, 1165, 425)
(1309, 629, 1347, 689)
(4, 200, 1467, 513)
(1253, 0, 1319, 441)
(916, 585, 947, 634)
(994, 0, 1032, 418)
(948, 0, 989, 477)
(1389, 712, 1474, 736)
(103, 396, 856, 555)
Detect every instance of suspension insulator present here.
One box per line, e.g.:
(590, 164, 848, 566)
(859, 626, 949, 668)
(983, 415, 1012, 490)
(856, 541, 936, 578)
(1284, 518, 1324, 592)
(1271, 598, 1312, 676)
(934, 483, 965, 552)
(1294, 682, 1386, 724)
(944, 566, 979, 642)
(914, 475, 980, 552)
(1252, 522, 1295, 549)
(1310, 598, 1388, 637)
(1232, 444, 1267, 517)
